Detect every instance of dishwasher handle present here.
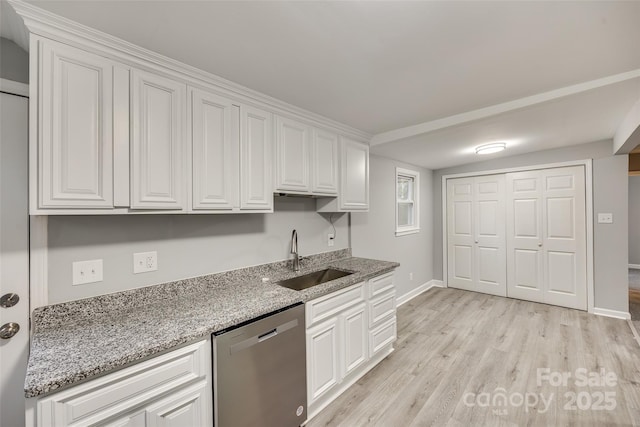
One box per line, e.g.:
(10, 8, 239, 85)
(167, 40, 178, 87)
(258, 328, 278, 342)
(228, 318, 298, 355)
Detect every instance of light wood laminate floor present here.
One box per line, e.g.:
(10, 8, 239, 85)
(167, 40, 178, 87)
(307, 288, 640, 426)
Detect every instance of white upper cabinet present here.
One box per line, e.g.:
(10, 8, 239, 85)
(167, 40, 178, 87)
(38, 39, 114, 209)
(28, 20, 368, 215)
(240, 105, 274, 211)
(311, 129, 339, 195)
(190, 88, 238, 210)
(131, 69, 187, 210)
(317, 136, 369, 212)
(274, 116, 340, 196)
(339, 137, 369, 210)
(275, 116, 311, 193)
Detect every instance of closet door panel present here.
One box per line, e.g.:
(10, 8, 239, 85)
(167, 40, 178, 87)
(473, 175, 507, 296)
(506, 171, 544, 303)
(447, 178, 476, 292)
(542, 166, 586, 310)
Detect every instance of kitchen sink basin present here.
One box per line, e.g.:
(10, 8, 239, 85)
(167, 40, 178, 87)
(275, 268, 353, 291)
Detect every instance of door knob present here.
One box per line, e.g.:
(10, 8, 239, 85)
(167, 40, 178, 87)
(0, 322, 20, 339)
(0, 293, 19, 308)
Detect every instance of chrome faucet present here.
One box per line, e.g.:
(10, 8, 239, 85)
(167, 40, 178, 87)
(290, 229, 300, 272)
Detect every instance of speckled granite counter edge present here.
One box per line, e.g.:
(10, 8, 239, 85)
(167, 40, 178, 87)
(26, 250, 400, 398)
(32, 248, 351, 331)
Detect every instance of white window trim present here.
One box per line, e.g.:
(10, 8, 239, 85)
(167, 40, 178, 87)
(395, 167, 420, 236)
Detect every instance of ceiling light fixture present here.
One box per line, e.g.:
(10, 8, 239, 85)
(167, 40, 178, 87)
(475, 142, 506, 155)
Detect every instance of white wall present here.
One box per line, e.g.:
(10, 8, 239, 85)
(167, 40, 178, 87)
(351, 155, 434, 300)
(0, 37, 28, 83)
(432, 140, 629, 313)
(47, 198, 348, 303)
(630, 175, 640, 266)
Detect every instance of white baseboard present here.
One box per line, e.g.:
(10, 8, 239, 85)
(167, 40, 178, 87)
(593, 307, 631, 320)
(397, 279, 445, 306)
(629, 264, 640, 270)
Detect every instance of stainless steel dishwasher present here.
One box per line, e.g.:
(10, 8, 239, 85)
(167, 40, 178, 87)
(213, 303, 307, 427)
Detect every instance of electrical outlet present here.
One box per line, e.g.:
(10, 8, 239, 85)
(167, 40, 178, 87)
(409, 272, 414, 281)
(133, 251, 158, 274)
(72, 259, 103, 286)
(597, 213, 613, 224)
(328, 233, 335, 247)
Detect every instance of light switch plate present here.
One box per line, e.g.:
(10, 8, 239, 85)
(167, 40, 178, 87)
(134, 251, 158, 274)
(597, 213, 613, 224)
(72, 259, 103, 286)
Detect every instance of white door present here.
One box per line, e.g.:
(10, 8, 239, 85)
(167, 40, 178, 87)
(0, 91, 30, 427)
(507, 167, 587, 310)
(191, 88, 237, 210)
(131, 69, 186, 210)
(239, 105, 273, 211)
(39, 39, 114, 208)
(447, 177, 475, 292)
(275, 116, 310, 193)
(306, 317, 340, 406)
(311, 129, 339, 195)
(506, 170, 545, 303)
(342, 303, 367, 377)
(447, 175, 507, 296)
(339, 137, 369, 211)
(474, 175, 507, 296)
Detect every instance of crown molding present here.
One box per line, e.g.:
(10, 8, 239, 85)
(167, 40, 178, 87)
(371, 69, 640, 146)
(7, 0, 371, 142)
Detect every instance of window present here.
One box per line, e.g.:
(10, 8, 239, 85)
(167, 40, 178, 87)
(396, 167, 420, 236)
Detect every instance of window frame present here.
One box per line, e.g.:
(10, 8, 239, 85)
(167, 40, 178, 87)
(395, 167, 420, 236)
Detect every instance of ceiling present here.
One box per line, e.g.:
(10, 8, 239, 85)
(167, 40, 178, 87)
(6, 1, 640, 169)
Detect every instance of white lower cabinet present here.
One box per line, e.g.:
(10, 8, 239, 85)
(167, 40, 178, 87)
(32, 340, 212, 427)
(306, 317, 341, 403)
(342, 303, 368, 376)
(306, 271, 396, 420)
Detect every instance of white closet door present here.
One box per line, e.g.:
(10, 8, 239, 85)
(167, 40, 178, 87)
(542, 166, 587, 310)
(447, 178, 475, 292)
(507, 166, 587, 310)
(447, 175, 506, 297)
(474, 175, 507, 296)
(506, 170, 545, 303)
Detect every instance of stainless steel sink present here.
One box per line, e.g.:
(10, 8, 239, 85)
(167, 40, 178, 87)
(275, 268, 353, 291)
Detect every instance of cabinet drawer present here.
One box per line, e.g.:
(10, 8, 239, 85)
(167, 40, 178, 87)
(368, 290, 396, 327)
(368, 272, 394, 298)
(306, 283, 365, 327)
(369, 317, 397, 358)
(38, 340, 208, 427)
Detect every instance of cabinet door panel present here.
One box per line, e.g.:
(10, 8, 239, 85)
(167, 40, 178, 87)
(312, 129, 339, 195)
(306, 317, 340, 405)
(340, 137, 369, 210)
(191, 89, 237, 210)
(40, 40, 113, 208)
(275, 116, 310, 192)
(131, 70, 186, 209)
(342, 303, 367, 377)
(105, 411, 146, 427)
(146, 382, 210, 427)
(240, 105, 273, 210)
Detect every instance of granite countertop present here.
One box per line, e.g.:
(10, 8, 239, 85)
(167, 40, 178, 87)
(25, 249, 399, 398)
